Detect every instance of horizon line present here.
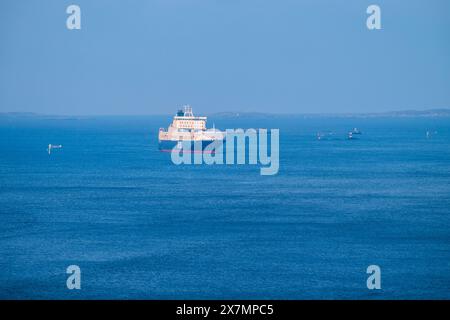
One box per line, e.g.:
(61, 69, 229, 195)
(1, 107, 450, 118)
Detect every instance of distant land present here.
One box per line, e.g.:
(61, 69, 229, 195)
(1, 108, 450, 119)
(209, 108, 450, 119)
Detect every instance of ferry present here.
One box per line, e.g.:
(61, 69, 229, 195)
(158, 105, 225, 152)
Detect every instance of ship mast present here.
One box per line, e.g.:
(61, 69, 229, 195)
(183, 105, 194, 117)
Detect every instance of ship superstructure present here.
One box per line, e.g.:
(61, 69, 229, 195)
(158, 105, 225, 151)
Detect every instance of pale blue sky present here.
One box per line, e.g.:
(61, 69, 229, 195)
(0, 0, 449, 115)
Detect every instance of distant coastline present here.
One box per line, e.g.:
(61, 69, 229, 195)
(1, 108, 450, 119)
(209, 108, 450, 119)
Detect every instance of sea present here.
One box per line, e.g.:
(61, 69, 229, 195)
(0, 114, 449, 299)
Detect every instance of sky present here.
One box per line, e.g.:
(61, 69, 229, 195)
(0, 0, 449, 115)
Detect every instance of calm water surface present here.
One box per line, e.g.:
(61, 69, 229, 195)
(0, 115, 449, 299)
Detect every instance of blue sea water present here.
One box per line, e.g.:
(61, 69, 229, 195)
(0, 115, 450, 299)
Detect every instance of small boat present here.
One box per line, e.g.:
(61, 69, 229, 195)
(351, 128, 362, 134)
(47, 144, 63, 154)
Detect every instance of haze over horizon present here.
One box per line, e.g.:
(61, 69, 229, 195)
(2, 107, 450, 118)
(1, 0, 449, 116)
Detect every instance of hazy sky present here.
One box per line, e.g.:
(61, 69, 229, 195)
(1, 0, 449, 115)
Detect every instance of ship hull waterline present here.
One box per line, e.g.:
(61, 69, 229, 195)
(158, 139, 226, 154)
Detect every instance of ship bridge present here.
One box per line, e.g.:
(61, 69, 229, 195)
(172, 105, 207, 130)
